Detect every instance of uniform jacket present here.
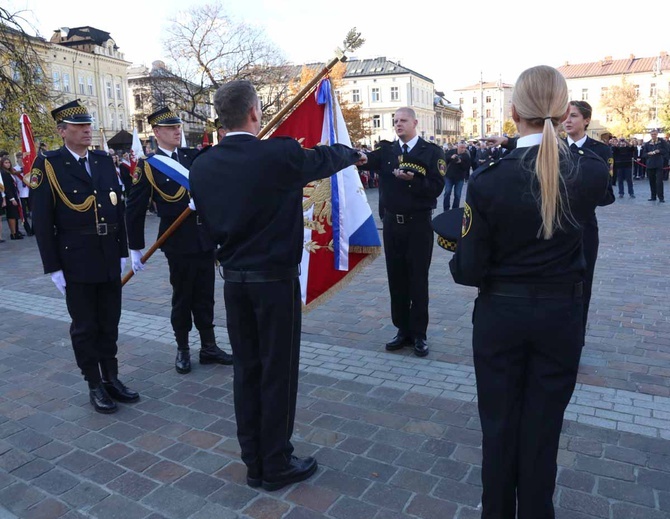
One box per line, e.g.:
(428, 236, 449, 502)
(189, 135, 361, 271)
(31, 147, 128, 283)
(0, 170, 19, 201)
(450, 145, 612, 288)
(125, 147, 214, 254)
(642, 139, 668, 169)
(359, 137, 445, 214)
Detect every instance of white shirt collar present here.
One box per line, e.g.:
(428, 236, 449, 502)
(158, 146, 178, 157)
(65, 146, 89, 161)
(515, 134, 543, 149)
(225, 131, 256, 137)
(399, 135, 419, 152)
(567, 135, 587, 148)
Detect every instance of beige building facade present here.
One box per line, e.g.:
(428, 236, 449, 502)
(43, 27, 131, 149)
(453, 80, 514, 139)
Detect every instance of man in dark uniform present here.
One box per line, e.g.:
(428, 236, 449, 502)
(359, 107, 445, 358)
(189, 79, 365, 491)
(125, 107, 232, 374)
(642, 129, 669, 202)
(31, 100, 138, 414)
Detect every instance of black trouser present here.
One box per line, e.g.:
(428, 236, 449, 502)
(65, 279, 121, 386)
(165, 250, 216, 344)
(615, 165, 634, 195)
(634, 160, 645, 178)
(382, 211, 433, 340)
(581, 216, 599, 344)
(648, 168, 664, 200)
(473, 289, 583, 519)
(224, 276, 301, 474)
(20, 198, 32, 233)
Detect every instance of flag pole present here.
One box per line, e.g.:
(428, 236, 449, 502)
(122, 28, 365, 287)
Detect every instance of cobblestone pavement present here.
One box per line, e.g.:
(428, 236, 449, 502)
(0, 178, 668, 518)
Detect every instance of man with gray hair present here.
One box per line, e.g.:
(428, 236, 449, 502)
(190, 79, 366, 491)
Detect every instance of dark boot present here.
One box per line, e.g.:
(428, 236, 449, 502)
(24, 221, 34, 236)
(89, 383, 117, 414)
(100, 359, 140, 403)
(198, 328, 233, 365)
(175, 330, 191, 374)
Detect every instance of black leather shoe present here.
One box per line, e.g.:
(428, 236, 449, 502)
(660, 199, 666, 203)
(175, 350, 191, 374)
(648, 198, 657, 201)
(89, 385, 117, 414)
(262, 456, 318, 491)
(103, 378, 140, 403)
(199, 345, 233, 365)
(247, 461, 262, 488)
(385, 334, 411, 351)
(414, 338, 429, 358)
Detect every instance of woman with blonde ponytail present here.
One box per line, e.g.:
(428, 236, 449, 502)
(449, 65, 611, 519)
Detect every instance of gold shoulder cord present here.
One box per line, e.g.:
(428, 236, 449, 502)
(144, 161, 186, 202)
(44, 159, 99, 225)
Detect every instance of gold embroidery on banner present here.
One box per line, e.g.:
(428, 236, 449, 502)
(303, 177, 332, 227)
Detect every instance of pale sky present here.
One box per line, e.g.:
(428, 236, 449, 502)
(8, 0, 670, 100)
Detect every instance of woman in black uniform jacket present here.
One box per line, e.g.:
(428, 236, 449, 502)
(450, 66, 611, 519)
(0, 157, 23, 240)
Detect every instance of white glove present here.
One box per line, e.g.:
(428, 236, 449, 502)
(130, 249, 145, 273)
(50, 270, 66, 296)
(120, 257, 127, 274)
(188, 198, 196, 211)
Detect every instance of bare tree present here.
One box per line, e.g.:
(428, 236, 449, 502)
(0, 7, 58, 152)
(161, 1, 289, 122)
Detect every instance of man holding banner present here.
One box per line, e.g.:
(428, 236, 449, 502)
(190, 80, 367, 491)
(125, 107, 232, 374)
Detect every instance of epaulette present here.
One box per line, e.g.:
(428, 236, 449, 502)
(470, 159, 499, 181)
(90, 149, 110, 157)
(375, 140, 392, 150)
(425, 140, 442, 150)
(44, 150, 60, 158)
(193, 145, 213, 161)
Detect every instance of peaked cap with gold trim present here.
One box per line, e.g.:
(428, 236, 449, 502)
(51, 100, 94, 125)
(398, 156, 428, 177)
(148, 107, 182, 127)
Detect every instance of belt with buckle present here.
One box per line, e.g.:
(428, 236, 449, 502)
(60, 224, 120, 236)
(221, 266, 300, 283)
(480, 281, 583, 299)
(385, 210, 432, 224)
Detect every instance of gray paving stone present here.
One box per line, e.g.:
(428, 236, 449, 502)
(361, 482, 412, 512)
(208, 482, 258, 510)
(88, 494, 153, 519)
(141, 485, 206, 519)
(406, 494, 459, 519)
(32, 468, 79, 495)
(60, 481, 110, 509)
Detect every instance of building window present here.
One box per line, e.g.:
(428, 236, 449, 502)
(53, 71, 61, 91)
(136, 119, 144, 133)
(485, 109, 491, 118)
(371, 87, 380, 102)
(486, 95, 492, 103)
(79, 76, 85, 95)
(472, 110, 478, 119)
(634, 84, 639, 97)
(373, 115, 381, 128)
(459, 97, 464, 105)
(116, 83, 122, 100)
(581, 88, 588, 101)
(486, 123, 492, 134)
(650, 108, 657, 120)
(111, 112, 116, 131)
(472, 96, 477, 104)
(91, 111, 98, 130)
(63, 73, 70, 93)
(472, 124, 477, 134)
(390, 86, 399, 101)
(352, 89, 360, 103)
(106, 81, 112, 99)
(87, 77, 94, 95)
(650, 83, 657, 97)
(601, 87, 609, 96)
(119, 112, 125, 130)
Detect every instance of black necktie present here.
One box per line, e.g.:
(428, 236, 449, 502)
(171, 151, 179, 163)
(570, 143, 579, 152)
(78, 157, 90, 176)
(402, 143, 409, 155)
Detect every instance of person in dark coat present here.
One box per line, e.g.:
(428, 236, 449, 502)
(31, 100, 138, 414)
(189, 79, 365, 492)
(487, 99, 615, 343)
(642, 129, 669, 202)
(451, 65, 611, 519)
(612, 139, 635, 198)
(359, 107, 445, 358)
(125, 107, 232, 374)
(442, 141, 471, 211)
(1, 157, 22, 240)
